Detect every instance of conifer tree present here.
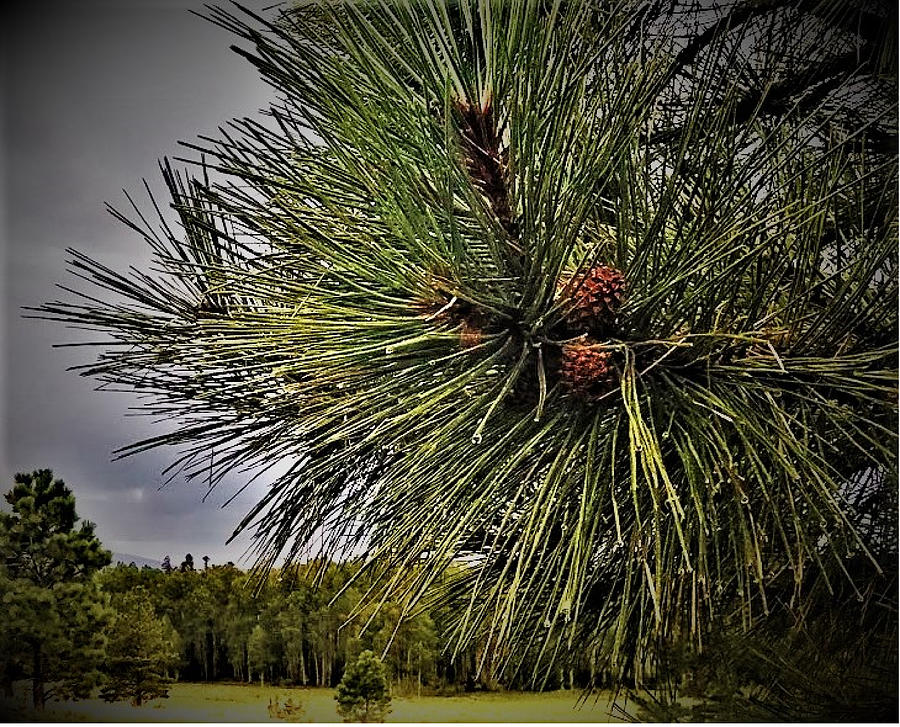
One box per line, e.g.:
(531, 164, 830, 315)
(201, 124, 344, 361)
(335, 650, 391, 723)
(100, 587, 180, 707)
(36, 0, 897, 692)
(0, 470, 111, 709)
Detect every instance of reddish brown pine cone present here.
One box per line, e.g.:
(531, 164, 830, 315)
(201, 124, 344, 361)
(561, 264, 626, 330)
(560, 342, 616, 400)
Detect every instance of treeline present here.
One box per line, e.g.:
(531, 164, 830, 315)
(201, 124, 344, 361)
(98, 557, 592, 694)
(7, 470, 894, 720)
(0, 469, 588, 712)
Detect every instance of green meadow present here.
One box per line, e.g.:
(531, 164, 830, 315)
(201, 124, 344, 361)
(3, 682, 629, 723)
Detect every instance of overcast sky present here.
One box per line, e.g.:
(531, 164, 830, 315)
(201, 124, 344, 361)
(2, 0, 282, 565)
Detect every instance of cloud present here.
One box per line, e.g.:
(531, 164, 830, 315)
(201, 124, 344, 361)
(3, 0, 278, 566)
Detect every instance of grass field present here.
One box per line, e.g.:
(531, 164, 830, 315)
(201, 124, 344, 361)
(1, 682, 629, 722)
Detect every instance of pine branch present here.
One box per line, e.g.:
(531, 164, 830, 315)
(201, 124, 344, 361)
(647, 46, 893, 146)
(33, 0, 898, 691)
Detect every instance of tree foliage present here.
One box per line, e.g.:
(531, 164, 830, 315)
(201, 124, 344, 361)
(93, 560, 464, 692)
(621, 574, 898, 721)
(100, 586, 180, 706)
(0, 470, 111, 708)
(36, 0, 897, 691)
(335, 649, 391, 723)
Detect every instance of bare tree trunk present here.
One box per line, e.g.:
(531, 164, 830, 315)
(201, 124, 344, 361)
(32, 646, 45, 710)
(1, 662, 13, 699)
(204, 632, 210, 681)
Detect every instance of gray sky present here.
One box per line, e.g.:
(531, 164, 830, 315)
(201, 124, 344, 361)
(2, 0, 281, 565)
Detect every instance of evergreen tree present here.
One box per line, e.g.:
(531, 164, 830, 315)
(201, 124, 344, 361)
(0, 470, 111, 709)
(100, 586, 180, 706)
(335, 650, 391, 723)
(37, 0, 897, 699)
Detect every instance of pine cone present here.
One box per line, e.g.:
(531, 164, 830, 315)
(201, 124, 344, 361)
(560, 265, 626, 330)
(560, 342, 615, 400)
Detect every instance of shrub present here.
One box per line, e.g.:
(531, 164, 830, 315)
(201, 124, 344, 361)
(335, 650, 391, 723)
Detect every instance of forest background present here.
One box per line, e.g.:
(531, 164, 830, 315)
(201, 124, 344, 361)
(0, 468, 599, 715)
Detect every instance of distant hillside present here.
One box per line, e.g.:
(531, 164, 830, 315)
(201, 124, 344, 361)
(110, 552, 161, 569)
